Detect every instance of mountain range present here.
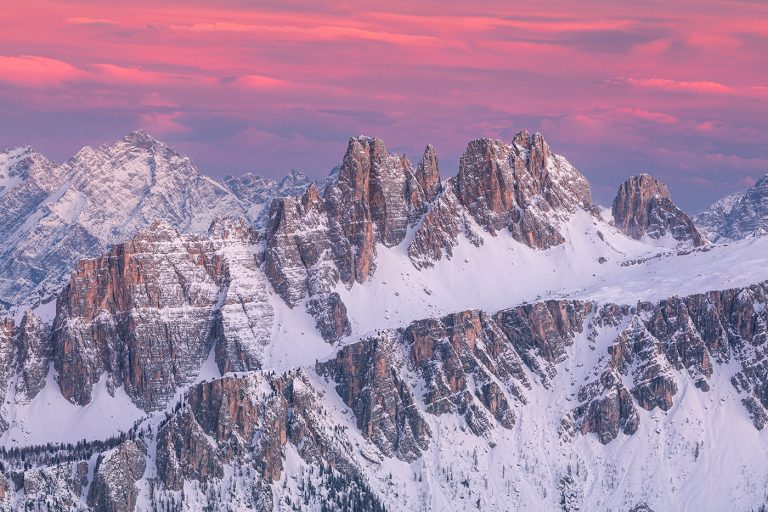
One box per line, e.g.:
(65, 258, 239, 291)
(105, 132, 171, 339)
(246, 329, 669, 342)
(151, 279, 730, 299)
(0, 130, 766, 511)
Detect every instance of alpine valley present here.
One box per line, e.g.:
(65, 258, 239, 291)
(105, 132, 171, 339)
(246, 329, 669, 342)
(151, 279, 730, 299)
(0, 130, 767, 512)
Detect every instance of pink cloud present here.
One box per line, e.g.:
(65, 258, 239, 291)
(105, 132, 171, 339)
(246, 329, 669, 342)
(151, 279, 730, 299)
(0, 55, 81, 86)
(169, 21, 447, 47)
(66, 17, 116, 25)
(616, 108, 679, 124)
(0, 0, 766, 211)
(364, 12, 633, 34)
(91, 64, 217, 87)
(137, 111, 189, 136)
(234, 74, 287, 89)
(623, 77, 736, 94)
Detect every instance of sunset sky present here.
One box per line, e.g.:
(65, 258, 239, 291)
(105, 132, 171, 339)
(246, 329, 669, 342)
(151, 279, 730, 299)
(1, 0, 766, 210)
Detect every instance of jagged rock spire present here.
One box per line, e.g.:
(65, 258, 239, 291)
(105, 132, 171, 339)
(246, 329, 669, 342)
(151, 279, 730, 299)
(612, 173, 704, 246)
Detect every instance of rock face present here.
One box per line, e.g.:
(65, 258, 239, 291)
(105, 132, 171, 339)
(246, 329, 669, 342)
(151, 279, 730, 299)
(222, 169, 312, 228)
(695, 173, 768, 241)
(721, 175, 768, 239)
(53, 219, 272, 410)
(316, 333, 431, 461)
(404, 309, 531, 433)
(266, 132, 582, 286)
(0, 281, 767, 510)
(0, 311, 50, 430)
(155, 370, 367, 509)
(87, 441, 146, 512)
(14, 312, 52, 400)
(569, 282, 768, 442)
(6, 460, 89, 511)
(0, 319, 15, 431)
(454, 132, 593, 245)
(6, 131, 768, 511)
(318, 300, 592, 447)
(408, 131, 596, 267)
(612, 173, 704, 246)
(305, 292, 351, 342)
(0, 131, 253, 310)
(263, 183, 337, 306)
(693, 191, 744, 241)
(323, 137, 440, 285)
(260, 136, 445, 336)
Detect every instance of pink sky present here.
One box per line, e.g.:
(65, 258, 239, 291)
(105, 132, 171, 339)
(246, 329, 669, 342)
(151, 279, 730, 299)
(1, 0, 766, 210)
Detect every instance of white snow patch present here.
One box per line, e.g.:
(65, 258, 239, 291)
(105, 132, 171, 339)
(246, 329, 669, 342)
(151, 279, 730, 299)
(0, 371, 145, 447)
(341, 211, 768, 337)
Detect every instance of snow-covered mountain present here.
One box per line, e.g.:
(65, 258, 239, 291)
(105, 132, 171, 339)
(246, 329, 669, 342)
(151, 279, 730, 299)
(695, 174, 768, 241)
(221, 168, 313, 228)
(0, 130, 256, 312)
(0, 130, 767, 512)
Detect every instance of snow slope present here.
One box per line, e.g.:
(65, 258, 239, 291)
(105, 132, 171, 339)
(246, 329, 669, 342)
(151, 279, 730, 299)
(342, 209, 768, 337)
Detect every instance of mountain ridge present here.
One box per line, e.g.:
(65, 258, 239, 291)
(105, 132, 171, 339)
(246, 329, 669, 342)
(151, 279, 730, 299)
(694, 173, 768, 241)
(0, 129, 766, 511)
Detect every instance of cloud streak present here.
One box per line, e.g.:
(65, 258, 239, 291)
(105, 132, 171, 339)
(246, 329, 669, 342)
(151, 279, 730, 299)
(0, 55, 81, 85)
(623, 77, 736, 94)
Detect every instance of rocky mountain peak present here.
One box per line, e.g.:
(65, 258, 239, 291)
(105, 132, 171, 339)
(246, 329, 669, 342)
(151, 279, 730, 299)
(120, 128, 161, 149)
(69, 129, 188, 178)
(450, 131, 592, 245)
(334, 136, 395, 196)
(693, 190, 744, 241)
(406, 130, 596, 268)
(221, 169, 312, 229)
(324, 135, 438, 284)
(221, 172, 276, 201)
(0, 146, 35, 194)
(0, 146, 60, 191)
(280, 168, 309, 189)
(415, 144, 442, 202)
(512, 129, 553, 159)
(0, 131, 251, 310)
(0, 145, 34, 169)
(612, 173, 704, 246)
(5, 131, 768, 511)
(713, 173, 768, 241)
(52, 218, 275, 409)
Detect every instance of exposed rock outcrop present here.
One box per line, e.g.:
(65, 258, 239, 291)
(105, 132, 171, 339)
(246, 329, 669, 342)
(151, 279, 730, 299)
(693, 191, 743, 241)
(316, 333, 431, 461)
(53, 219, 271, 410)
(408, 131, 596, 267)
(156, 370, 358, 493)
(612, 173, 704, 246)
(306, 292, 351, 343)
(87, 441, 146, 512)
(0, 131, 251, 310)
(222, 169, 311, 228)
(404, 310, 530, 433)
(570, 282, 768, 443)
(15, 311, 52, 400)
(263, 183, 336, 307)
(0, 281, 767, 510)
(0, 311, 50, 431)
(695, 173, 768, 241)
(323, 137, 440, 285)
